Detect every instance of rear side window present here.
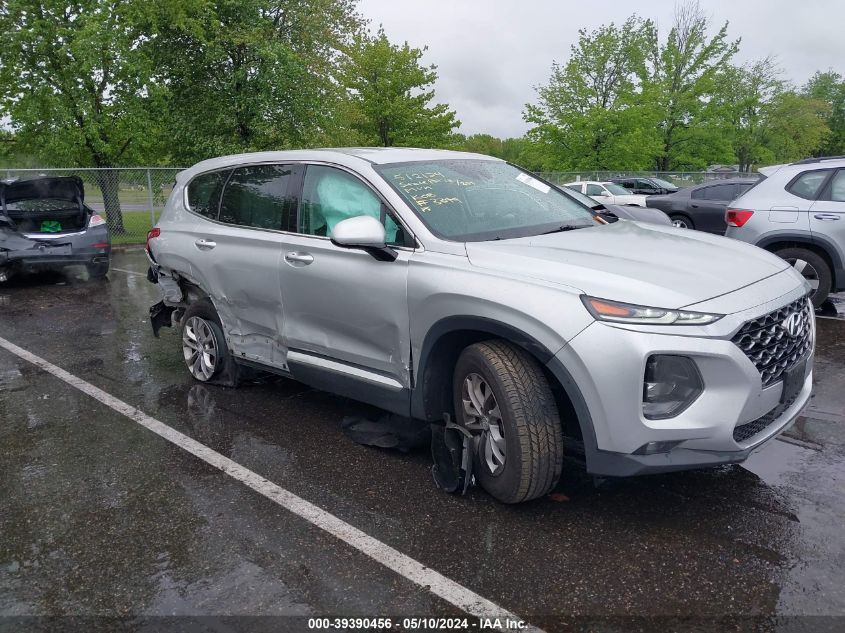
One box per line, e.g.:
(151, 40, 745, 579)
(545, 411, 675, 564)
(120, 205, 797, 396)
(694, 183, 735, 201)
(187, 170, 230, 219)
(787, 170, 830, 200)
(822, 170, 845, 202)
(219, 164, 293, 230)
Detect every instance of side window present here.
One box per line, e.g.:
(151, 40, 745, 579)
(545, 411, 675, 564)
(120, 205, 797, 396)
(218, 164, 293, 230)
(822, 170, 845, 202)
(637, 179, 656, 191)
(586, 184, 604, 196)
(298, 165, 409, 247)
(702, 184, 734, 201)
(186, 170, 230, 219)
(691, 186, 709, 200)
(788, 170, 830, 200)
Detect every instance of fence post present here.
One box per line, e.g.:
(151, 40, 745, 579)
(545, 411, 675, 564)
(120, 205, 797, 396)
(146, 168, 156, 228)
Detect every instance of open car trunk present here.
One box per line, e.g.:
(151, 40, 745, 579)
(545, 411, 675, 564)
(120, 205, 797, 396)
(0, 176, 89, 234)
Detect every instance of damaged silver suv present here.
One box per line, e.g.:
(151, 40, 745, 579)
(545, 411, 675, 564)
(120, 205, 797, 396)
(146, 149, 814, 503)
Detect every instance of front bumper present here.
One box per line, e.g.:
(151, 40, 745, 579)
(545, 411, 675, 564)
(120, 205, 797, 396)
(552, 287, 814, 477)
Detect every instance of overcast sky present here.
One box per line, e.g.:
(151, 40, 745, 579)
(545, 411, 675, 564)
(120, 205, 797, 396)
(357, 0, 845, 138)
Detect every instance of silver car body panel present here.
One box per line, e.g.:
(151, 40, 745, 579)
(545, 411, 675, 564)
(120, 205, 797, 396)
(150, 149, 814, 477)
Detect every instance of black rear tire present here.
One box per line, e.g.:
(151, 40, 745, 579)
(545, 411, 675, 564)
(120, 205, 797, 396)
(452, 340, 564, 504)
(669, 214, 694, 229)
(774, 247, 832, 308)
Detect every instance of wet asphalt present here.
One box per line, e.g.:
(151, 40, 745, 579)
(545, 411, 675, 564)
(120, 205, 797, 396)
(1, 250, 844, 631)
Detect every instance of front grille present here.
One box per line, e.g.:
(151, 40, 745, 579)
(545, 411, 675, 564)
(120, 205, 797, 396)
(733, 392, 800, 443)
(732, 296, 813, 387)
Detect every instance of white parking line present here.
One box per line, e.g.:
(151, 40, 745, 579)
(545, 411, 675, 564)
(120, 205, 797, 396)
(111, 267, 146, 277)
(0, 334, 541, 632)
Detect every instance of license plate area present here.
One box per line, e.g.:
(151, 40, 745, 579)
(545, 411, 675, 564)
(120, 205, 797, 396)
(34, 243, 72, 256)
(780, 356, 808, 404)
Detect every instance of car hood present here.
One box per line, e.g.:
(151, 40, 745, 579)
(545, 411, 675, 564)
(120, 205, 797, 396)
(465, 220, 792, 309)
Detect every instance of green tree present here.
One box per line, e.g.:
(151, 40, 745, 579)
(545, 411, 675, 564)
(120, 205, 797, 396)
(0, 0, 168, 232)
(643, 2, 739, 170)
(146, 0, 361, 163)
(764, 92, 830, 163)
(337, 29, 459, 147)
(455, 134, 526, 162)
(523, 16, 659, 170)
(804, 71, 845, 156)
(715, 58, 785, 172)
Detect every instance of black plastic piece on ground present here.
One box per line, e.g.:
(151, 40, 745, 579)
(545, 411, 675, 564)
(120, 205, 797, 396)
(431, 414, 474, 495)
(149, 301, 176, 338)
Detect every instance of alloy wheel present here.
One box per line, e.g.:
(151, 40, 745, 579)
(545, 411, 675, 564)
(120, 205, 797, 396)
(461, 372, 507, 476)
(182, 316, 219, 381)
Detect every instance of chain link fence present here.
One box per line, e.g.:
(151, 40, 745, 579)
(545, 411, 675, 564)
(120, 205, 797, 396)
(2, 166, 758, 245)
(537, 170, 757, 187)
(2, 167, 183, 245)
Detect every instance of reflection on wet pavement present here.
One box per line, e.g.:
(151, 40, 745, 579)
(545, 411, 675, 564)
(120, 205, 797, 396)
(1, 250, 844, 625)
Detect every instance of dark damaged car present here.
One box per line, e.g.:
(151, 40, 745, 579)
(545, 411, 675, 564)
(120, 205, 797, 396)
(0, 176, 111, 282)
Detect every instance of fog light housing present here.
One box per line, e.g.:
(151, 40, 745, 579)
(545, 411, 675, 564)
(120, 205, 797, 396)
(633, 440, 683, 455)
(643, 355, 703, 420)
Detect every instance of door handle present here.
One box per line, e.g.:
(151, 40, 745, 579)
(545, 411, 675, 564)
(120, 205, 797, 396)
(284, 252, 314, 266)
(691, 204, 699, 208)
(195, 239, 216, 249)
(814, 213, 841, 221)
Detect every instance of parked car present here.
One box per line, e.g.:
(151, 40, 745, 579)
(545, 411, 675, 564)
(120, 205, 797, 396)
(146, 149, 813, 504)
(646, 179, 759, 233)
(726, 156, 845, 308)
(564, 181, 647, 206)
(611, 177, 679, 196)
(560, 185, 671, 225)
(0, 176, 110, 282)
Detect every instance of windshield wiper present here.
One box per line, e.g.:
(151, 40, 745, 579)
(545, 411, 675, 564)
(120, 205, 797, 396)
(539, 225, 582, 235)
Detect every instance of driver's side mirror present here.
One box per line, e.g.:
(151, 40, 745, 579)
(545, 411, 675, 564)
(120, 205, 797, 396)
(330, 215, 397, 262)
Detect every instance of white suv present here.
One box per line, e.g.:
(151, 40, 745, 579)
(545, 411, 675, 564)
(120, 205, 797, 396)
(146, 148, 814, 503)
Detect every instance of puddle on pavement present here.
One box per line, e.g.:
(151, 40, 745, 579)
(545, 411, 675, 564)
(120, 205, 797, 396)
(741, 438, 818, 487)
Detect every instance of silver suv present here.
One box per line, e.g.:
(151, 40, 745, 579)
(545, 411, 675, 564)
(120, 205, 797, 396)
(726, 156, 845, 307)
(146, 149, 814, 504)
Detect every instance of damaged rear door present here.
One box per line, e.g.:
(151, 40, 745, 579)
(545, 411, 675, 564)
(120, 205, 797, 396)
(277, 164, 413, 415)
(189, 164, 297, 366)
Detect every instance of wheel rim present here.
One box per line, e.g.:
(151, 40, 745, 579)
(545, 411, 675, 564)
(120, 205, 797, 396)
(671, 218, 689, 228)
(182, 316, 218, 381)
(786, 258, 820, 293)
(460, 372, 506, 476)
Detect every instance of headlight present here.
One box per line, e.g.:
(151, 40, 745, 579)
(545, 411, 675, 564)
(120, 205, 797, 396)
(581, 296, 723, 325)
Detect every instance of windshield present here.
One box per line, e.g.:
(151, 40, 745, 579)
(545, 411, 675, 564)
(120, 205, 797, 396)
(603, 183, 631, 195)
(376, 160, 597, 241)
(650, 177, 677, 189)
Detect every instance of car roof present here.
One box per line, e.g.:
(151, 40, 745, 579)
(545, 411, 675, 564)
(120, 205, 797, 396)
(179, 148, 502, 181)
(693, 178, 759, 187)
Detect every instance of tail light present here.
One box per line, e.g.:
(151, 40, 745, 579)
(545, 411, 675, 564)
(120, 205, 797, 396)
(146, 227, 161, 253)
(88, 213, 107, 227)
(726, 209, 754, 227)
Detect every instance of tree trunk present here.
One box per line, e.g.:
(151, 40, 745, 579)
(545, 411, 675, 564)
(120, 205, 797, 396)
(95, 169, 125, 234)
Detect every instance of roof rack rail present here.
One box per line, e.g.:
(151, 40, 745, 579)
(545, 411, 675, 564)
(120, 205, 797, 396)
(792, 155, 845, 165)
